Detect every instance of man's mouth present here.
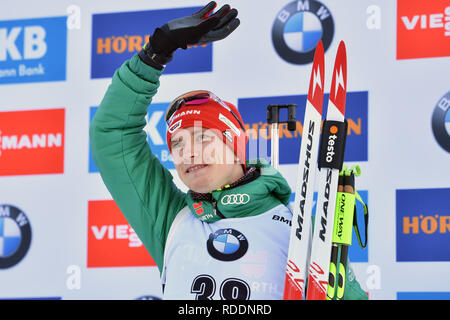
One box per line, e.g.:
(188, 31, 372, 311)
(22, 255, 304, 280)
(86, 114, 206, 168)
(185, 164, 209, 173)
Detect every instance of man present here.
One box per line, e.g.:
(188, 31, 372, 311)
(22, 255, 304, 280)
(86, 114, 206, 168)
(90, 1, 367, 300)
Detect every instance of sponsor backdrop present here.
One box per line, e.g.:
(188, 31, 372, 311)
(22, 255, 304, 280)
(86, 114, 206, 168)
(0, 0, 449, 300)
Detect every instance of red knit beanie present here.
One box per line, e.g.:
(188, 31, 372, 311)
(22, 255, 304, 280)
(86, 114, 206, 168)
(166, 94, 247, 169)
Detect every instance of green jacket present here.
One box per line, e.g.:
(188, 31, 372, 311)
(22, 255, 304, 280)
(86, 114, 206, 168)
(89, 53, 368, 300)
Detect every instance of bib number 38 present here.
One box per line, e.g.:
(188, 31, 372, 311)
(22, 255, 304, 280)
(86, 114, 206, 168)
(191, 274, 250, 300)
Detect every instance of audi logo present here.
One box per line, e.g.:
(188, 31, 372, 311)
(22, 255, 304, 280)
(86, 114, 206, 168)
(220, 194, 250, 205)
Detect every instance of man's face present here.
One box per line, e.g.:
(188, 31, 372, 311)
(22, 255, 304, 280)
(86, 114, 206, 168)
(170, 126, 243, 193)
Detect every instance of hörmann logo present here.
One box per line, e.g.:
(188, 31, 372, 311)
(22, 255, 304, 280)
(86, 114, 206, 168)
(96, 34, 150, 55)
(296, 120, 315, 240)
(91, 7, 212, 78)
(0, 17, 67, 84)
(403, 214, 450, 235)
(397, 0, 450, 59)
(396, 188, 450, 262)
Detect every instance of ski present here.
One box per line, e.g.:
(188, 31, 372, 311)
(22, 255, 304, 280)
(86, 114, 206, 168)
(306, 40, 348, 300)
(283, 40, 325, 300)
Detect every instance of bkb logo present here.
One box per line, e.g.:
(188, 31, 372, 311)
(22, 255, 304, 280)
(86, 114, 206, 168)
(272, 0, 334, 65)
(238, 92, 368, 164)
(146, 103, 174, 169)
(91, 7, 212, 78)
(431, 91, 450, 152)
(0, 17, 67, 84)
(0, 204, 32, 269)
(397, 0, 450, 59)
(396, 188, 450, 262)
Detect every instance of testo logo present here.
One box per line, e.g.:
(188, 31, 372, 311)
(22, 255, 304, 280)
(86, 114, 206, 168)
(0, 17, 67, 84)
(87, 200, 156, 268)
(397, 0, 450, 59)
(0, 108, 65, 176)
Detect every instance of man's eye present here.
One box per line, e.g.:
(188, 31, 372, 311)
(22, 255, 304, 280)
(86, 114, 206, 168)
(171, 140, 182, 149)
(199, 134, 212, 141)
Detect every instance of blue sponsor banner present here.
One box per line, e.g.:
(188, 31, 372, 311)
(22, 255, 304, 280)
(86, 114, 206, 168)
(89, 103, 173, 173)
(289, 190, 369, 263)
(396, 188, 450, 262)
(91, 7, 212, 78)
(89, 107, 99, 173)
(0, 297, 61, 300)
(397, 292, 450, 300)
(146, 102, 174, 170)
(0, 16, 67, 84)
(238, 91, 368, 164)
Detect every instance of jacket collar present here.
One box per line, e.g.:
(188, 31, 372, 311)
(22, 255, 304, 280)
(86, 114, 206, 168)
(186, 159, 291, 223)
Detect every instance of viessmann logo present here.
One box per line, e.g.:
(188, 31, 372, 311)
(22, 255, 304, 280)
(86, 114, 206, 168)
(87, 200, 156, 267)
(91, 7, 212, 78)
(0, 16, 67, 84)
(396, 188, 450, 262)
(0, 108, 64, 176)
(397, 0, 450, 59)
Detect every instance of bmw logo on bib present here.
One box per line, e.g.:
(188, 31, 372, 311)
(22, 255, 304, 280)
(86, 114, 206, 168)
(272, 0, 334, 65)
(207, 228, 248, 262)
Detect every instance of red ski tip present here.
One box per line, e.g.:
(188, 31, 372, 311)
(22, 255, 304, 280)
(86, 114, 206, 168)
(283, 274, 304, 300)
(329, 41, 347, 116)
(307, 40, 325, 115)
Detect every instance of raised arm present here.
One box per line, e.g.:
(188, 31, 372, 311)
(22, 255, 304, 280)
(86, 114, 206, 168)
(89, 1, 240, 272)
(89, 54, 186, 271)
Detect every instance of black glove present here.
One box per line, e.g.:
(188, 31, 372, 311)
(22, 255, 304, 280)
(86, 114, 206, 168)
(139, 1, 240, 69)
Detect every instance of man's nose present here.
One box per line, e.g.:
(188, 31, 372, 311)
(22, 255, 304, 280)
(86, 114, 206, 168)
(182, 139, 200, 161)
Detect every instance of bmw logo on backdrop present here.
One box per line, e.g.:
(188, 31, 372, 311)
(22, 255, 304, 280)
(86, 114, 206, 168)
(432, 91, 450, 153)
(0, 205, 32, 269)
(272, 0, 334, 65)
